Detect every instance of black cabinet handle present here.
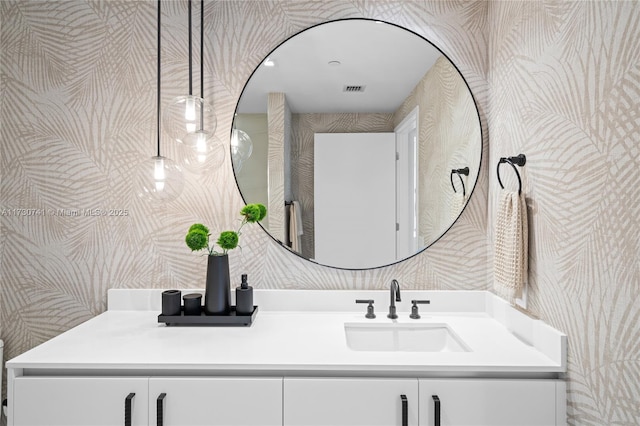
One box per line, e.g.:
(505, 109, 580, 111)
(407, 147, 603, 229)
(124, 393, 135, 426)
(400, 394, 408, 426)
(432, 395, 441, 426)
(156, 393, 166, 426)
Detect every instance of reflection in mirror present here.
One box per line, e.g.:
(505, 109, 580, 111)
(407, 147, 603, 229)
(230, 128, 253, 172)
(232, 19, 482, 269)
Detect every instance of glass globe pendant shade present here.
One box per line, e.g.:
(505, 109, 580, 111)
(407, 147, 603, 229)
(135, 155, 184, 203)
(230, 128, 253, 171)
(181, 130, 226, 167)
(184, 129, 211, 163)
(163, 95, 216, 144)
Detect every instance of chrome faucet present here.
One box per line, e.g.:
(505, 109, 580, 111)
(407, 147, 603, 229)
(387, 279, 401, 319)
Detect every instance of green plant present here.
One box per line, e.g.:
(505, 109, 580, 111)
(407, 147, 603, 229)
(185, 203, 267, 256)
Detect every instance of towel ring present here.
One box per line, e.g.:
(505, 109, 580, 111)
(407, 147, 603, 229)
(450, 167, 469, 197)
(497, 154, 526, 194)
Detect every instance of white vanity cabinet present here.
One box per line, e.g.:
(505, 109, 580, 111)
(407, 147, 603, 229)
(12, 377, 149, 426)
(7, 290, 568, 426)
(12, 375, 565, 426)
(282, 377, 565, 426)
(12, 376, 282, 426)
(284, 377, 418, 426)
(148, 377, 282, 426)
(418, 379, 564, 426)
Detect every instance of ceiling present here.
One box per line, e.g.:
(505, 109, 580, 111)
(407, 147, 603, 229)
(237, 20, 443, 114)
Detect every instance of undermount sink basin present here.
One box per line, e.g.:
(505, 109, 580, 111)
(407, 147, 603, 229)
(344, 322, 470, 352)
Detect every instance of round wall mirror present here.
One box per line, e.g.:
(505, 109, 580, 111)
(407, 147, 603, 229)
(232, 18, 482, 270)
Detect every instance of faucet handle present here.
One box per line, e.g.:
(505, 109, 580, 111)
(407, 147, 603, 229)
(410, 300, 431, 319)
(355, 299, 376, 319)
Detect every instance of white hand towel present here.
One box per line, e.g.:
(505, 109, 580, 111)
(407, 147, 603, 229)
(493, 190, 528, 303)
(451, 191, 466, 220)
(289, 201, 303, 252)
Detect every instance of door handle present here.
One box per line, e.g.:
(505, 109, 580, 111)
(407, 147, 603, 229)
(400, 394, 408, 426)
(157, 393, 166, 426)
(432, 395, 441, 426)
(124, 393, 135, 426)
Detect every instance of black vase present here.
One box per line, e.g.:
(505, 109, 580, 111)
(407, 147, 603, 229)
(204, 254, 231, 315)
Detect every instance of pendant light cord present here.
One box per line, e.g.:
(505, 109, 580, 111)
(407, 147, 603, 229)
(188, 0, 193, 96)
(198, 0, 205, 129)
(157, 0, 161, 157)
(200, 0, 204, 99)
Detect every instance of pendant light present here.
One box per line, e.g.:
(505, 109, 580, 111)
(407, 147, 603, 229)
(181, 0, 224, 165)
(163, 0, 216, 151)
(135, 0, 184, 203)
(230, 127, 253, 172)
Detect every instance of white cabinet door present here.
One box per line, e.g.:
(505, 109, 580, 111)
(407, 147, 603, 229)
(284, 377, 418, 426)
(13, 377, 148, 426)
(149, 377, 282, 426)
(419, 379, 562, 426)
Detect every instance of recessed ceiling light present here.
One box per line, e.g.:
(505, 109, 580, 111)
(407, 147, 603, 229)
(263, 58, 275, 67)
(328, 60, 341, 66)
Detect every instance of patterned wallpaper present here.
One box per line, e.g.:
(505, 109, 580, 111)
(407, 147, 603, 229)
(394, 55, 482, 245)
(1, 1, 637, 424)
(266, 92, 287, 242)
(487, 1, 640, 425)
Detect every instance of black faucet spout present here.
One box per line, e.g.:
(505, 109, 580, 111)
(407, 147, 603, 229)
(388, 279, 401, 319)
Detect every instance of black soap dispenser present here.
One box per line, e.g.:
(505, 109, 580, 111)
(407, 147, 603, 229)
(235, 274, 254, 315)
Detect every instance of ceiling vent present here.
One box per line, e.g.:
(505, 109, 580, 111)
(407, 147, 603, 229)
(343, 85, 366, 93)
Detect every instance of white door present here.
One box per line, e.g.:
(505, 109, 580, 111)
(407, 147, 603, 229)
(395, 107, 420, 259)
(149, 377, 282, 426)
(314, 133, 396, 268)
(13, 377, 149, 426)
(419, 379, 562, 426)
(284, 377, 418, 426)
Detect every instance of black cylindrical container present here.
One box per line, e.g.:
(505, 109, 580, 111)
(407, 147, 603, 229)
(161, 290, 182, 316)
(204, 255, 231, 315)
(235, 274, 254, 315)
(183, 293, 202, 316)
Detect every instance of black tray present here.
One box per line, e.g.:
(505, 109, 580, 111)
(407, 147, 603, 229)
(158, 306, 258, 326)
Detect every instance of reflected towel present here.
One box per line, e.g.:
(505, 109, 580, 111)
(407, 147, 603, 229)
(289, 201, 304, 252)
(451, 192, 466, 220)
(493, 190, 528, 302)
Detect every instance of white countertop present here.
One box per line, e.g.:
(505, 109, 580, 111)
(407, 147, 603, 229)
(7, 290, 566, 377)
